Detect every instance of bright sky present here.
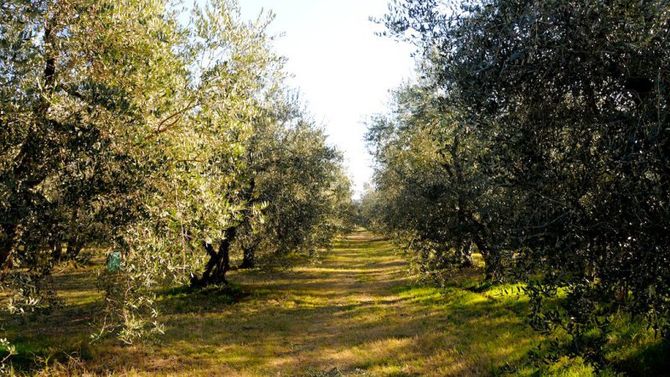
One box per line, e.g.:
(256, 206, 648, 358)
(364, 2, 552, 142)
(240, 1, 415, 197)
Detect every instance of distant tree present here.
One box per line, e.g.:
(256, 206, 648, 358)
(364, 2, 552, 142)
(190, 88, 351, 282)
(234, 115, 352, 270)
(355, 186, 383, 231)
(367, 84, 509, 279)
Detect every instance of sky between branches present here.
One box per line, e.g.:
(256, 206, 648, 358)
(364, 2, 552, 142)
(240, 0, 415, 198)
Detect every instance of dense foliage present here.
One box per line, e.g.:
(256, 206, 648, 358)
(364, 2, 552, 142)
(232, 108, 351, 270)
(1, 0, 351, 349)
(368, 0, 670, 366)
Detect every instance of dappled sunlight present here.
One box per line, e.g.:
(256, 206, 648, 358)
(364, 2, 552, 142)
(116, 232, 541, 376)
(3, 232, 542, 376)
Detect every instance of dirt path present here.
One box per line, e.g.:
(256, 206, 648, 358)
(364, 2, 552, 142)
(107, 232, 535, 377)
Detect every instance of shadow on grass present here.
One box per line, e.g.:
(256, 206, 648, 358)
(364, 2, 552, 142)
(0, 230, 547, 376)
(109, 234, 541, 376)
(5, 237, 531, 376)
(157, 283, 249, 315)
(1, 300, 100, 373)
(7, 232, 663, 376)
(615, 338, 670, 377)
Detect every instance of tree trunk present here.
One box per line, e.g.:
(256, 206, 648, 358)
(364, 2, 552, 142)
(239, 246, 256, 269)
(191, 227, 236, 287)
(66, 236, 83, 260)
(0, 224, 16, 276)
(472, 235, 502, 282)
(483, 251, 502, 282)
(51, 238, 63, 262)
(458, 241, 474, 268)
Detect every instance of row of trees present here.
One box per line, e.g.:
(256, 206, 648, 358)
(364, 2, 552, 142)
(365, 0, 669, 364)
(1, 0, 351, 344)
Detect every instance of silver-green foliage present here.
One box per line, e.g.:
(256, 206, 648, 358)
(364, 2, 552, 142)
(375, 0, 670, 364)
(0, 0, 350, 352)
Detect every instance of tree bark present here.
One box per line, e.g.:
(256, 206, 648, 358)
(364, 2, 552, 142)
(0, 224, 18, 276)
(472, 234, 502, 282)
(51, 238, 63, 262)
(482, 250, 502, 282)
(191, 227, 236, 287)
(458, 241, 474, 268)
(66, 237, 83, 260)
(238, 244, 256, 269)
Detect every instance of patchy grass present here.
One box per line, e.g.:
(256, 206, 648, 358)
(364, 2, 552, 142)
(1, 232, 667, 376)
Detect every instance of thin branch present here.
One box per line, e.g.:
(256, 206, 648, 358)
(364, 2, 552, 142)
(153, 100, 198, 136)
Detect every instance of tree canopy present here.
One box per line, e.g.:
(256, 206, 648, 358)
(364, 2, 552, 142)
(1, 0, 352, 344)
(366, 0, 670, 364)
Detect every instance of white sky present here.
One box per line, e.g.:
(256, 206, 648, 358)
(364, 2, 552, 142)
(240, 0, 415, 197)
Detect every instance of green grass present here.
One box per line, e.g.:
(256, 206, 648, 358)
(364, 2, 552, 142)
(1, 232, 667, 376)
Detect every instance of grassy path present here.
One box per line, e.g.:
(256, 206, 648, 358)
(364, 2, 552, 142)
(92, 232, 537, 376)
(8, 232, 543, 376)
(10, 232, 667, 376)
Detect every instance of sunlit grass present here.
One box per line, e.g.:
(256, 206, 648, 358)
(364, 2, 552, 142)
(2, 232, 666, 376)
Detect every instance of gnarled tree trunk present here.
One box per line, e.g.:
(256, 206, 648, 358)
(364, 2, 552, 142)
(458, 241, 474, 268)
(238, 246, 256, 269)
(66, 236, 83, 260)
(0, 224, 18, 276)
(472, 234, 502, 282)
(191, 227, 236, 287)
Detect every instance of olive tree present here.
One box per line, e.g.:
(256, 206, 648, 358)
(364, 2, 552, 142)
(0, 0, 291, 342)
(231, 91, 353, 270)
(97, 0, 290, 336)
(367, 84, 510, 280)
(381, 0, 670, 361)
(0, 0, 186, 315)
